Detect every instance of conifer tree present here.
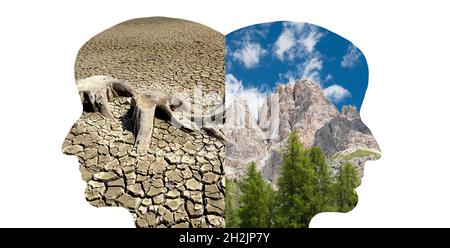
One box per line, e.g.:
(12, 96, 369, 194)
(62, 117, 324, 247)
(238, 162, 273, 227)
(228, 131, 362, 228)
(225, 178, 240, 227)
(334, 162, 361, 212)
(275, 131, 315, 227)
(308, 146, 334, 212)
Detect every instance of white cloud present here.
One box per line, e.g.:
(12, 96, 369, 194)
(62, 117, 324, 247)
(323, 85, 351, 103)
(274, 22, 323, 61)
(232, 42, 267, 69)
(278, 56, 324, 85)
(301, 57, 323, 83)
(225, 74, 267, 120)
(341, 44, 362, 68)
(241, 25, 270, 40)
(273, 22, 325, 85)
(286, 22, 305, 33)
(300, 30, 323, 53)
(274, 28, 295, 60)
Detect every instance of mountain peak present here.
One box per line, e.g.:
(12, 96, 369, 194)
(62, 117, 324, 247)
(341, 105, 360, 120)
(225, 79, 379, 182)
(224, 97, 269, 179)
(225, 96, 257, 130)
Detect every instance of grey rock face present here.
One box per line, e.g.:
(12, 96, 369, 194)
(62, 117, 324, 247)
(225, 79, 380, 182)
(314, 115, 380, 177)
(314, 116, 377, 158)
(258, 80, 339, 146)
(224, 97, 269, 179)
(261, 144, 284, 183)
(341, 105, 360, 121)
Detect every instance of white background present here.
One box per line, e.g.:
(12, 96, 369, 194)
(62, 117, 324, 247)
(0, 0, 449, 227)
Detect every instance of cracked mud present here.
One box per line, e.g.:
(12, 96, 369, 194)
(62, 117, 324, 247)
(62, 17, 225, 228)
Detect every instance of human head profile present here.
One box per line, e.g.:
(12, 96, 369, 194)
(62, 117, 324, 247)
(62, 17, 226, 228)
(224, 21, 380, 227)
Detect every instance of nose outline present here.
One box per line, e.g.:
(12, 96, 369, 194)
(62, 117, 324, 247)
(358, 110, 382, 162)
(61, 122, 81, 157)
(61, 79, 86, 159)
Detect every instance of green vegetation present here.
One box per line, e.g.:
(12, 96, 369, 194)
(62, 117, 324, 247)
(238, 162, 274, 227)
(225, 131, 361, 228)
(224, 178, 240, 227)
(334, 162, 361, 212)
(331, 149, 381, 161)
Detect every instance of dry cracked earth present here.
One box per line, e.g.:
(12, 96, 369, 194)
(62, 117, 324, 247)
(62, 17, 225, 228)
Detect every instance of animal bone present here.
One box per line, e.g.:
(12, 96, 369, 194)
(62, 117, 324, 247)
(77, 75, 136, 118)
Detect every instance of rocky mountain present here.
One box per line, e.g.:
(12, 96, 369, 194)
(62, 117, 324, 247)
(225, 79, 380, 183)
(224, 97, 269, 179)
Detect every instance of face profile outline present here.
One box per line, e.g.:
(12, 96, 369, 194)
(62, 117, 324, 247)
(224, 21, 381, 227)
(62, 17, 226, 228)
(61, 17, 381, 228)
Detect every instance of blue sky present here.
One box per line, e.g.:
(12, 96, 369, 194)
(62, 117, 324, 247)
(225, 21, 368, 119)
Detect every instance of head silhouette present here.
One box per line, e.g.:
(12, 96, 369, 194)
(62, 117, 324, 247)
(62, 17, 226, 228)
(224, 21, 380, 227)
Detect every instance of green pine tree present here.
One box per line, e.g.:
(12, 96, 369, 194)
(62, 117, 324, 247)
(308, 146, 335, 212)
(334, 162, 361, 212)
(238, 162, 273, 228)
(226, 131, 362, 228)
(274, 131, 315, 227)
(225, 178, 241, 227)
